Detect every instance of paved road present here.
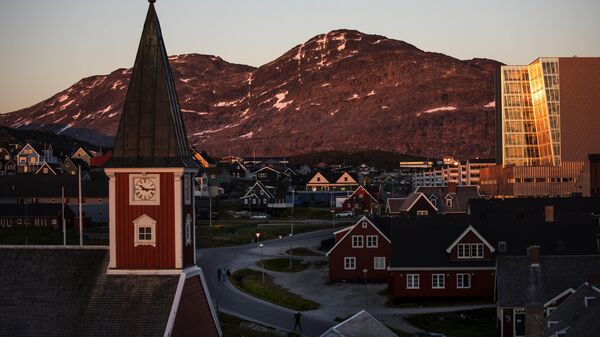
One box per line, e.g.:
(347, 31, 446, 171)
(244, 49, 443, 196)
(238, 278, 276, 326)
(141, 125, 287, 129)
(197, 229, 337, 337)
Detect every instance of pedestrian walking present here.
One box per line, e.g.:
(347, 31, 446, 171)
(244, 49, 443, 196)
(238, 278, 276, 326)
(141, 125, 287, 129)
(294, 311, 302, 332)
(217, 267, 222, 282)
(226, 268, 231, 280)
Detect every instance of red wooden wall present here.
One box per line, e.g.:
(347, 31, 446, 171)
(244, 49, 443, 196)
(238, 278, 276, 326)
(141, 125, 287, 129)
(328, 221, 390, 282)
(390, 269, 495, 298)
(115, 172, 175, 269)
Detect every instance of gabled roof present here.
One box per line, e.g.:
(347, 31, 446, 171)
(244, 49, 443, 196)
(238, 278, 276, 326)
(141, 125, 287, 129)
(445, 225, 495, 253)
(90, 151, 112, 168)
(326, 217, 390, 257)
(497, 255, 600, 308)
(106, 3, 197, 168)
(386, 198, 406, 214)
(347, 186, 377, 202)
(320, 310, 397, 337)
(242, 181, 274, 199)
(254, 166, 281, 175)
(399, 192, 438, 212)
(34, 162, 58, 175)
(416, 185, 480, 214)
(544, 283, 600, 337)
(16, 143, 40, 157)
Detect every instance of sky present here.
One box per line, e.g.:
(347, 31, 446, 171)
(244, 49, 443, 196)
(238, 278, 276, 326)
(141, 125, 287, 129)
(0, 0, 599, 113)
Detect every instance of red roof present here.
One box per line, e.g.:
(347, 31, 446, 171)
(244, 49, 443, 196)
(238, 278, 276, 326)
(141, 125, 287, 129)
(90, 151, 112, 168)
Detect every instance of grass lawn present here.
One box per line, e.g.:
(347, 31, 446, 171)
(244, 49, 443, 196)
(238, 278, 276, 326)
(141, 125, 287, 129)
(231, 268, 320, 311)
(313, 260, 328, 268)
(197, 223, 330, 248)
(219, 312, 279, 337)
(285, 247, 323, 256)
(259, 258, 309, 273)
(406, 308, 497, 337)
(0, 227, 108, 245)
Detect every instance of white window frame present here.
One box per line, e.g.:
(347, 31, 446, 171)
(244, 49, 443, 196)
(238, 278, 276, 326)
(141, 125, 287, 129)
(417, 210, 428, 216)
(471, 243, 484, 258)
(344, 257, 356, 270)
(432, 274, 445, 289)
(446, 198, 453, 207)
(374, 257, 386, 270)
(361, 221, 368, 228)
(352, 235, 364, 248)
(407, 274, 420, 289)
(457, 273, 471, 289)
(458, 244, 470, 258)
(366, 235, 378, 248)
(133, 214, 157, 247)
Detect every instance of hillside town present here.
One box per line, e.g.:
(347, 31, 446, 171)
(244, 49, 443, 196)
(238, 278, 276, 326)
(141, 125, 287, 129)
(1, 1, 600, 337)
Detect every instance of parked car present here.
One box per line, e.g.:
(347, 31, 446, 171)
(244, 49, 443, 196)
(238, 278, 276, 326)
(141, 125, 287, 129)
(250, 213, 268, 220)
(335, 210, 353, 218)
(413, 333, 447, 337)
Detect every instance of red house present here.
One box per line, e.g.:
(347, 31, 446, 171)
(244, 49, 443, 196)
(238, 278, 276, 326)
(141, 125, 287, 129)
(326, 216, 391, 282)
(340, 186, 380, 215)
(386, 213, 600, 301)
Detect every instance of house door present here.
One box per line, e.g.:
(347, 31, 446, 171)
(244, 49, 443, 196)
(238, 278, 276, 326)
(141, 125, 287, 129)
(514, 313, 525, 337)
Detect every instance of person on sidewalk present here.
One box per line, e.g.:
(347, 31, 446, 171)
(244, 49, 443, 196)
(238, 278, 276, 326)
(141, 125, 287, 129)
(226, 268, 231, 280)
(217, 267, 222, 282)
(294, 311, 302, 332)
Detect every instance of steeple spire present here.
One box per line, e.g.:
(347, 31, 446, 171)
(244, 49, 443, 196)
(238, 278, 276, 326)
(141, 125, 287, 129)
(107, 1, 197, 168)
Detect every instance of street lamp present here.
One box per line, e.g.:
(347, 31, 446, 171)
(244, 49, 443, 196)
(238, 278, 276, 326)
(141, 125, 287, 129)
(362, 268, 368, 309)
(260, 243, 265, 284)
(289, 189, 295, 269)
(255, 232, 261, 246)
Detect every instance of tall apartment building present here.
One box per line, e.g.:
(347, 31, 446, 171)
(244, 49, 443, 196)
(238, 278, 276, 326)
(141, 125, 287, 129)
(481, 57, 600, 197)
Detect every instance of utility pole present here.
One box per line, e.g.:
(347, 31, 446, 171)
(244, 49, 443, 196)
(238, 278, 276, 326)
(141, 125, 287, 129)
(260, 243, 265, 284)
(78, 165, 83, 246)
(363, 269, 368, 309)
(62, 186, 66, 246)
(289, 189, 295, 269)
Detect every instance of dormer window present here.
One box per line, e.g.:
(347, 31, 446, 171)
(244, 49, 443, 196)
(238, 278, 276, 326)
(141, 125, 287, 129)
(458, 243, 484, 259)
(429, 196, 437, 207)
(134, 214, 156, 247)
(446, 198, 453, 207)
(498, 241, 507, 253)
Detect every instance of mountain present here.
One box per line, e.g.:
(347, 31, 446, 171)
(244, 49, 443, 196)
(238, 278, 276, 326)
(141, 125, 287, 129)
(0, 30, 501, 159)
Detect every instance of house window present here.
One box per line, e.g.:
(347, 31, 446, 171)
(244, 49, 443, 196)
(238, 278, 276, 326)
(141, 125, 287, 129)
(366, 235, 378, 248)
(374, 257, 385, 270)
(430, 198, 437, 207)
(352, 235, 363, 248)
(17, 219, 22, 225)
(457, 273, 471, 288)
(252, 199, 257, 204)
(43, 168, 48, 174)
(446, 198, 453, 207)
(416, 210, 428, 216)
(263, 198, 267, 204)
(344, 177, 348, 182)
(498, 241, 507, 253)
(316, 177, 321, 182)
(362, 221, 367, 228)
(52, 219, 57, 225)
(471, 244, 484, 258)
(244, 199, 248, 204)
(185, 214, 192, 246)
(458, 243, 484, 259)
(432, 274, 445, 289)
(344, 257, 356, 270)
(407, 274, 420, 289)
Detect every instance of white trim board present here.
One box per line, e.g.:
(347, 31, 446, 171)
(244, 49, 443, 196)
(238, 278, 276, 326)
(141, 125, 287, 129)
(445, 225, 496, 253)
(163, 272, 186, 337)
(326, 216, 390, 257)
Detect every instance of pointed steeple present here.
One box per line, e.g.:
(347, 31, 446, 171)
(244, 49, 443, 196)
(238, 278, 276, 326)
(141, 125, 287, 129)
(107, 1, 197, 168)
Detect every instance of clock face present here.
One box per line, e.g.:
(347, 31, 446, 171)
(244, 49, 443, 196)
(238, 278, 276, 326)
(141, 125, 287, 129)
(134, 177, 157, 201)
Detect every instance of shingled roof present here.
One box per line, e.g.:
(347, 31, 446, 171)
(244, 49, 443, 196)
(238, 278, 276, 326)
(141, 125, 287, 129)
(497, 255, 600, 308)
(0, 247, 179, 337)
(544, 283, 600, 337)
(320, 310, 398, 337)
(106, 2, 197, 168)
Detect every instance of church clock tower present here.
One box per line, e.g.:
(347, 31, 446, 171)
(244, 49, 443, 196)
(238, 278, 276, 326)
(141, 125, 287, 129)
(104, 0, 199, 271)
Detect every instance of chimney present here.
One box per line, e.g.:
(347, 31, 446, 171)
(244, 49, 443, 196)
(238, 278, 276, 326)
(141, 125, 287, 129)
(527, 245, 541, 267)
(448, 182, 457, 194)
(525, 303, 544, 337)
(544, 205, 554, 223)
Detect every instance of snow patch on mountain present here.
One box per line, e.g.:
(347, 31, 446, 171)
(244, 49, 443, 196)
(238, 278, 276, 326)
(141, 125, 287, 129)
(193, 122, 240, 137)
(59, 100, 75, 111)
(484, 101, 495, 108)
(347, 94, 359, 101)
(273, 91, 293, 110)
(72, 111, 81, 120)
(215, 97, 246, 107)
(367, 90, 376, 96)
(57, 94, 69, 102)
(57, 123, 73, 134)
(417, 106, 457, 116)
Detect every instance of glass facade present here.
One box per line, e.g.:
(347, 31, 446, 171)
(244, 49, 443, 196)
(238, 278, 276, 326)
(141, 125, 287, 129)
(500, 58, 561, 167)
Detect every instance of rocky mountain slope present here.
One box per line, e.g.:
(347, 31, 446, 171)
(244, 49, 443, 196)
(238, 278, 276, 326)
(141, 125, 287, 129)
(0, 30, 500, 159)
